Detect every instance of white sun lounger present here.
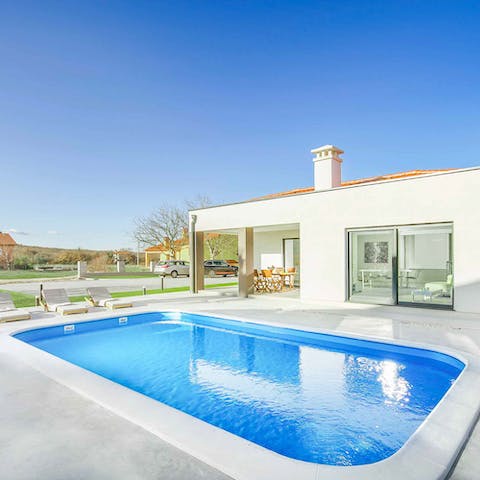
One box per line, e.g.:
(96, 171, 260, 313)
(41, 288, 88, 315)
(0, 292, 32, 322)
(86, 287, 133, 310)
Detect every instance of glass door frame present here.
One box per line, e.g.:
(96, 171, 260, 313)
(283, 237, 300, 287)
(347, 222, 454, 310)
(347, 226, 397, 306)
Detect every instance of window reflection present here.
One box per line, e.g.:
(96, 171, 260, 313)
(343, 355, 411, 405)
(377, 360, 410, 403)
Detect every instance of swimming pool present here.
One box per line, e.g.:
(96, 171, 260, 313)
(14, 311, 464, 467)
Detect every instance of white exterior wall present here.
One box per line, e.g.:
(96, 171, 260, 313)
(191, 169, 480, 313)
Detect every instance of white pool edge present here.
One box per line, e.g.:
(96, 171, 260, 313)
(3, 307, 480, 480)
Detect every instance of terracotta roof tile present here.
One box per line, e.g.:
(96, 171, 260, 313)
(145, 237, 189, 252)
(252, 169, 455, 201)
(0, 232, 16, 246)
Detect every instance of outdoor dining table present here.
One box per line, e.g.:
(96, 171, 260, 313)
(272, 271, 296, 290)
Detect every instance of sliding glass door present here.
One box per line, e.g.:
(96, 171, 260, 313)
(397, 224, 453, 307)
(348, 223, 453, 309)
(348, 229, 396, 305)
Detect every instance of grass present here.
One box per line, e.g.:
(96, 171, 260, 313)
(3, 282, 238, 308)
(0, 270, 76, 280)
(0, 289, 37, 308)
(88, 274, 160, 279)
(69, 282, 238, 302)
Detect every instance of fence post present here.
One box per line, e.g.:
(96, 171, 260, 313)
(38, 283, 43, 308)
(77, 261, 87, 279)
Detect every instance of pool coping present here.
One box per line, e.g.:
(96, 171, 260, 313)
(2, 307, 480, 480)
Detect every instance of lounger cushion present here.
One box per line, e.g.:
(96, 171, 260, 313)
(102, 299, 133, 309)
(52, 303, 88, 315)
(42, 289, 88, 315)
(0, 311, 32, 322)
(0, 293, 32, 322)
(87, 287, 133, 309)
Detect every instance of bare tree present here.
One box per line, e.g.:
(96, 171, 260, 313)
(0, 233, 17, 270)
(133, 204, 187, 259)
(0, 246, 14, 269)
(185, 194, 212, 211)
(134, 197, 237, 263)
(186, 196, 237, 260)
(203, 232, 237, 260)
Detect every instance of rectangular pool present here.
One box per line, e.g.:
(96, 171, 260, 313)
(14, 311, 464, 466)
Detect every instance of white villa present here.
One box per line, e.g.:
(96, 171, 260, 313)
(189, 145, 480, 313)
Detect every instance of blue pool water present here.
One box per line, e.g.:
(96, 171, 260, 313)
(15, 312, 464, 466)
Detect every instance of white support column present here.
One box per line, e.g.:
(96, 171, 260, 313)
(238, 227, 254, 297)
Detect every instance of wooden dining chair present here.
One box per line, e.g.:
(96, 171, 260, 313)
(254, 269, 267, 293)
(262, 269, 282, 292)
(286, 267, 296, 289)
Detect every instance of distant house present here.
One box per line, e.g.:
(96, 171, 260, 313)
(144, 236, 189, 267)
(0, 232, 17, 269)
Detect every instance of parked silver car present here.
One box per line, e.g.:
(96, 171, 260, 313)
(154, 260, 190, 278)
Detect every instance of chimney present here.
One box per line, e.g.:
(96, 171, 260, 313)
(311, 145, 344, 190)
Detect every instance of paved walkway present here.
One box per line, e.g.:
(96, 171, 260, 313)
(0, 351, 231, 480)
(1, 290, 479, 479)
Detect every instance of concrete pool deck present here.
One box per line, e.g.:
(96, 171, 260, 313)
(1, 288, 480, 479)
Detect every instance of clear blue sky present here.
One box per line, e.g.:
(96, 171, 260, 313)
(1, 1, 479, 250)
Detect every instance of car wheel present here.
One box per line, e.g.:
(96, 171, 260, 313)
(208, 269, 215, 277)
(171, 270, 178, 278)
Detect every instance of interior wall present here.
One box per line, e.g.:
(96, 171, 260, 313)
(356, 233, 393, 271)
(407, 233, 449, 269)
(253, 229, 299, 270)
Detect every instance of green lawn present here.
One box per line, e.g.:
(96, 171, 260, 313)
(0, 289, 37, 308)
(69, 282, 238, 302)
(3, 282, 238, 308)
(0, 270, 76, 280)
(88, 274, 160, 279)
